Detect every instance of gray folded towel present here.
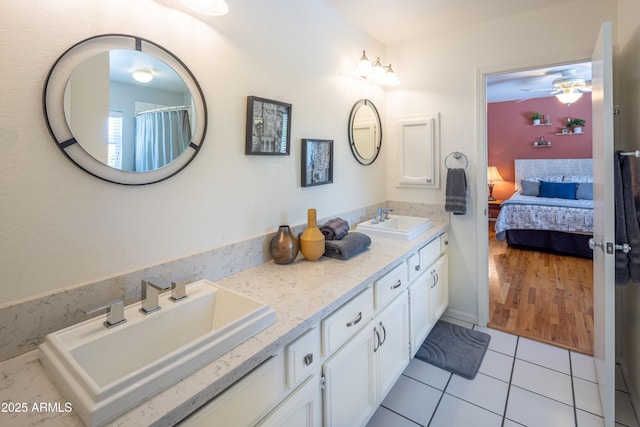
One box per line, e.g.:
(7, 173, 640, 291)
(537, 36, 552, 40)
(445, 168, 467, 215)
(324, 232, 371, 260)
(320, 217, 350, 240)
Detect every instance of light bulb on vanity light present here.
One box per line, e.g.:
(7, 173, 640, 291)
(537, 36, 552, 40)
(356, 50, 373, 77)
(355, 50, 399, 86)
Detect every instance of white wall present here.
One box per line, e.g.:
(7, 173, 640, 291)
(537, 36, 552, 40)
(617, 0, 640, 410)
(0, 0, 387, 305)
(385, 0, 617, 322)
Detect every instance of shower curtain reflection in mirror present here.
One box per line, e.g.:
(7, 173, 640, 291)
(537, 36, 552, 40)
(134, 108, 192, 172)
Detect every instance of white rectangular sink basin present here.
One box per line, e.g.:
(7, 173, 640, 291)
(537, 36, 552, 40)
(357, 215, 433, 240)
(39, 280, 276, 426)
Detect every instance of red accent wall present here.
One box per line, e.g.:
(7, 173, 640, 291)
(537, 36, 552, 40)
(487, 94, 592, 200)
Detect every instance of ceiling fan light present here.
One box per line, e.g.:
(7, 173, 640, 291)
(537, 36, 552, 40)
(555, 90, 582, 105)
(183, 0, 229, 16)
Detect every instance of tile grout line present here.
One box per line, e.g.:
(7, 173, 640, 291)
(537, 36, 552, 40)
(426, 373, 452, 427)
(501, 335, 519, 427)
(569, 350, 578, 427)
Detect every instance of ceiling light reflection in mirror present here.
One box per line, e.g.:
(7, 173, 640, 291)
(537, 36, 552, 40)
(64, 49, 194, 173)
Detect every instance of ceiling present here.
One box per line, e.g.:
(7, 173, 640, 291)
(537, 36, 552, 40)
(321, 0, 574, 46)
(321, 0, 590, 103)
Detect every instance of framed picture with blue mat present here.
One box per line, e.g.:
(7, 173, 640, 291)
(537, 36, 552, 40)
(415, 321, 491, 380)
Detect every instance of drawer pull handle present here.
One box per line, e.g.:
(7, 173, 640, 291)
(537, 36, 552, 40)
(391, 280, 402, 290)
(373, 326, 381, 352)
(346, 311, 363, 327)
(415, 265, 421, 272)
(303, 353, 314, 366)
(379, 321, 387, 346)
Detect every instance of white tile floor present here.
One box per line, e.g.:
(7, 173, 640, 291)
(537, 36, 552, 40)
(366, 324, 639, 427)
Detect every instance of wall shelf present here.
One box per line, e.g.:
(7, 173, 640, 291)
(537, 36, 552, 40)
(532, 144, 552, 148)
(532, 123, 553, 126)
(555, 132, 584, 136)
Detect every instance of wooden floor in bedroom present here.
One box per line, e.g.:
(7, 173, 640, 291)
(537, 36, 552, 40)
(487, 226, 594, 355)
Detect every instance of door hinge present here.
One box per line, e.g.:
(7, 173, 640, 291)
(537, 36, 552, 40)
(320, 375, 326, 390)
(614, 106, 621, 115)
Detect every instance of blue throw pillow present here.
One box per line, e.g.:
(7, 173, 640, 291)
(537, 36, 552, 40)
(538, 181, 578, 200)
(520, 180, 540, 196)
(576, 182, 593, 200)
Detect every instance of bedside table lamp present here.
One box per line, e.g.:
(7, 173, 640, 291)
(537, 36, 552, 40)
(487, 166, 503, 201)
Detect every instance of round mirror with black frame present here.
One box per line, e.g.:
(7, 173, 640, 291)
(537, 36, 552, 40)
(348, 99, 382, 165)
(43, 34, 207, 185)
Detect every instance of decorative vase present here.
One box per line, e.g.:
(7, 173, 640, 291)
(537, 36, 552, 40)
(300, 209, 325, 261)
(269, 225, 299, 265)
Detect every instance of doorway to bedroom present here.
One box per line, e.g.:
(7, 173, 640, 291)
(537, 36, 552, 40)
(485, 62, 595, 355)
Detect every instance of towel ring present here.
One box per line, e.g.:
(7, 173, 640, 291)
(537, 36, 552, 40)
(444, 151, 468, 170)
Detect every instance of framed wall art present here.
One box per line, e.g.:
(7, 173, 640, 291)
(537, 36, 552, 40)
(245, 96, 292, 155)
(301, 139, 333, 187)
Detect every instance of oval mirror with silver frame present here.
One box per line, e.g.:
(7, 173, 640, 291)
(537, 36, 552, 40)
(43, 34, 207, 185)
(348, 99, 382, 165)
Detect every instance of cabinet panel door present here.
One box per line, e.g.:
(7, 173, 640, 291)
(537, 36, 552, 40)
(322, 320, 377, 427)
(376, 291, 410, 399)
(408, 273, 433, 358)
(429, 254, 449, 321)
(257, 375, 321, 427)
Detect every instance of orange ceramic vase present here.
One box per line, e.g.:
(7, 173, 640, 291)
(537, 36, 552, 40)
(300, 209, 325, 261)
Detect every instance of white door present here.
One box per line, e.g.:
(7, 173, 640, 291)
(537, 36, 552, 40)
(590, 20, 615, 427)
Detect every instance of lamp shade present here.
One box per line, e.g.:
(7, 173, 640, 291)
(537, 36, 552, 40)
(487, 166, 504, 183)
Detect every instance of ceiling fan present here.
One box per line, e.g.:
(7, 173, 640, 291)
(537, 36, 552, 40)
(518, 69, 592, 103)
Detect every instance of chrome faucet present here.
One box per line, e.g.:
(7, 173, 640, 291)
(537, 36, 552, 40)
(83, 299, 127, 328)
(170, 277, 194, 302)
(140, 277, 171, 314)
(377, 208, 393, 221)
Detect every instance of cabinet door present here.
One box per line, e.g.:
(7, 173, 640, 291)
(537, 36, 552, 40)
(408, 273, 433, 358)
(376, 291, 410, 399)
(257, 375, 321, 427)
(322, 320, 377, 427)
(428, 254, 449, 322)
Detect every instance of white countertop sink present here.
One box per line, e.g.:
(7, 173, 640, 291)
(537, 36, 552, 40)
(357, 215, 433, 241)
(38, 279, 276, 427)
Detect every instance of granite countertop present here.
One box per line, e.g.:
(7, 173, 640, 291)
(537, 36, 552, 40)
(0, 222, 448, 427)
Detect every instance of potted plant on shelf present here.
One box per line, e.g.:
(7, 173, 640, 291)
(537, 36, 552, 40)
(528, 112, 543, 125)
(567, 118, 586, 134)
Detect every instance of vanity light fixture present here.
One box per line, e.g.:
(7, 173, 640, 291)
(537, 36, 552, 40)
(356, 50, 399, 86)
(132, 69, 153, 83)
(183, 0, 229, 16)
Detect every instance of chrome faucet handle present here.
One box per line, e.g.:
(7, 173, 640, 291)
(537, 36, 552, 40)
(140, 277, 171, 314)
(170, 276, 195, 302)
(83, 299, 127, 328)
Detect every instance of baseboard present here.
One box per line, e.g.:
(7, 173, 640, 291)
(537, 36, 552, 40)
(442, 308, 478, 326)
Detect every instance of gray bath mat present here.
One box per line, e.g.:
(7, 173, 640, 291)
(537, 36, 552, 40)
(415, 321, 491, 380)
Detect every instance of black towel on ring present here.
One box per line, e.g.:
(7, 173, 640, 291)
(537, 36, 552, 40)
(445, 168, 467, 215)
(320, 217, 350, 240)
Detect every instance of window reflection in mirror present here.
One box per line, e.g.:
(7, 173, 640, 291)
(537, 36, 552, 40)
(64, 49, 194, 172)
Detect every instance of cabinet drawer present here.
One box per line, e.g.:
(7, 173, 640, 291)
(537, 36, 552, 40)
(419, 238, 441, 269)
(181, 352, 285, 426)
(407, 253, 421, 283)
(321, 287, 373, 355)
(374, 262, 408, 309)
(286, 327, 320, 388)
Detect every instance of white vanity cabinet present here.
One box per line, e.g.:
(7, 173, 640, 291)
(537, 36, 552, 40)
(408, 233, 449, 357)
(322, 287, 410, 427)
